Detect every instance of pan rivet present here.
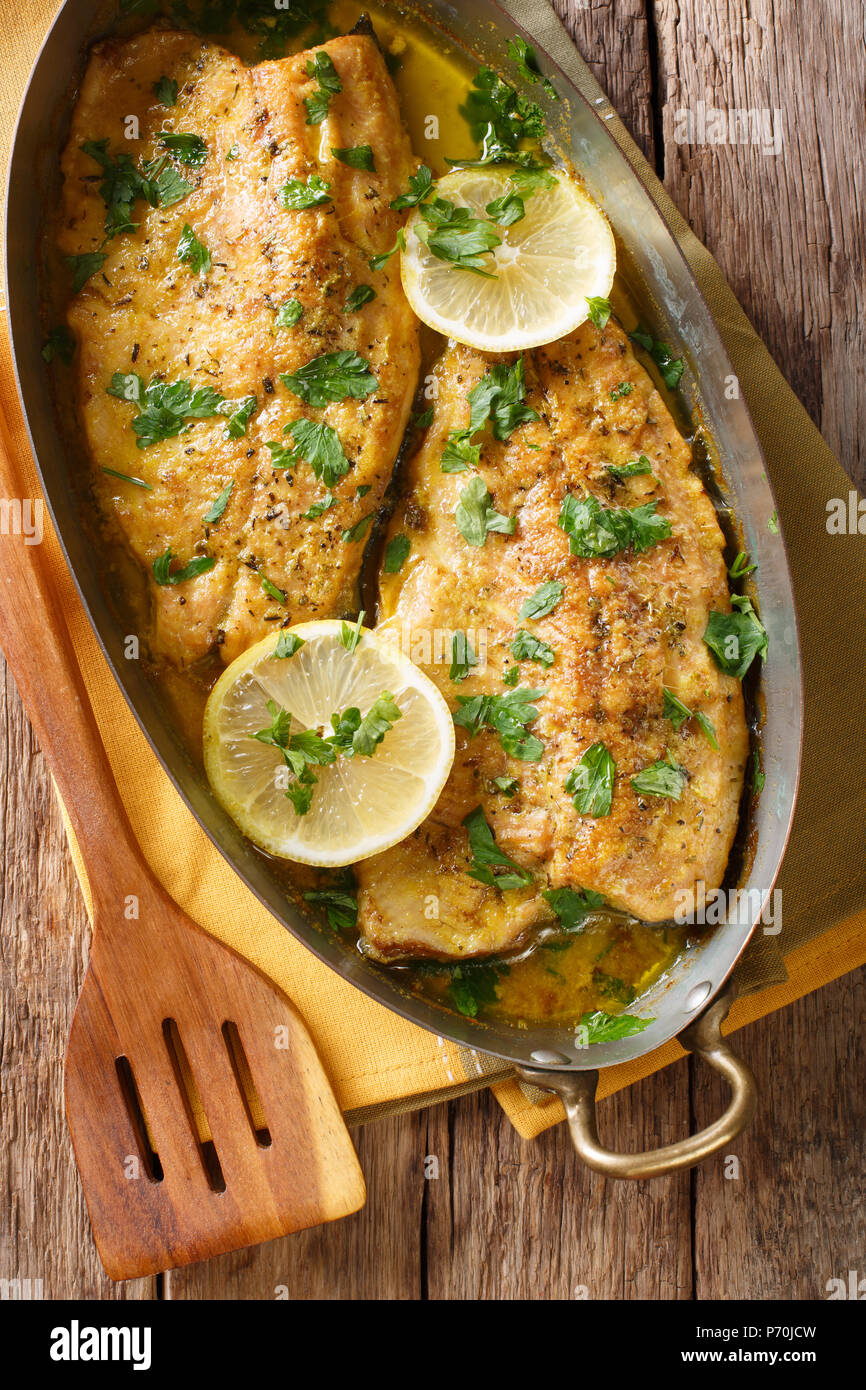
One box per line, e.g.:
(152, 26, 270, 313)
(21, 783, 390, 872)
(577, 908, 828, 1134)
(529, 1049, 571, 1065)
(685, 981, 713, 1010)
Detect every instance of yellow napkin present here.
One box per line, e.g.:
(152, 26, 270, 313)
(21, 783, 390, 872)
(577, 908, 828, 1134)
(2, 0, 865, 1138)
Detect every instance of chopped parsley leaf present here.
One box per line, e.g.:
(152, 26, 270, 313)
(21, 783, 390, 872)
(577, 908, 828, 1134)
(631, 758, 687, 801)
(271, 631, 305, 660)
(455, 475, 516, 546)
(564, 742, 616, 816)
(275, 299, 304, 328)
(176, 223, 211, 275)
(390, 165, 434, 210)
(414, 197, 501, 277)
(519, 580, 563, 621)
(630, 324, 684, 390)
(304, 51, 342, 126)
(344, 284, 376, 313)
(285, 418, 351, 486)
(157, 131, 208, 167)
(384, 534, 411, 574)
(454, 685, 546, 761)
(463, 806, 532, 891)
(510, 629, 555, 668)
(543, 885, 606, 932)
(153, 76, 177, 107)
(152, 548, 215, 585)
(277, 174, 332, 210)
(559, 493, 671, 558)
(449, 632, 478, 682)
(578, 1010, 654, 1043)
(331, 144, 376, 171)
(703, 595, 768, 679)
(202, 482, 233, 523)
(280, 350, 378, 407)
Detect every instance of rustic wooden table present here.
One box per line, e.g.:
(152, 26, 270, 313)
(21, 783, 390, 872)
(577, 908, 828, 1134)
(2, 0, 864, 1301)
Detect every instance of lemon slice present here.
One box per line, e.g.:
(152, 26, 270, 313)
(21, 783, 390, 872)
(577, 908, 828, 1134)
(401, 167, 616, 352)
(203, 621, 456, 867)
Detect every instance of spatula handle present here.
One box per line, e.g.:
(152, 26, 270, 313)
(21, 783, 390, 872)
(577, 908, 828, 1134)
(0, 401, 152, 904)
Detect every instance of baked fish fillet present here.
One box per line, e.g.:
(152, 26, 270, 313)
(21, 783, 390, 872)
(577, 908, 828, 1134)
(58, 25, 420, 666)
(357, 322, 750, 957)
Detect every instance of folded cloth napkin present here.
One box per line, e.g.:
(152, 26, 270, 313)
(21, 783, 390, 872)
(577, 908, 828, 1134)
(2, 0, 864, 1138)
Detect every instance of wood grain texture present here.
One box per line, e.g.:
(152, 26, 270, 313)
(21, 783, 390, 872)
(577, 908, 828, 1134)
(1, 0, 863, 1300)
(653, 0, 865, 488)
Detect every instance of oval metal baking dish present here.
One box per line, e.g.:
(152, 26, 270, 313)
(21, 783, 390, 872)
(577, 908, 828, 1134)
(4, 0, 804, 1176)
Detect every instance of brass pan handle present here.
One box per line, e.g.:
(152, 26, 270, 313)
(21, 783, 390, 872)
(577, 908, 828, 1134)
(516, 985, 757, 1179)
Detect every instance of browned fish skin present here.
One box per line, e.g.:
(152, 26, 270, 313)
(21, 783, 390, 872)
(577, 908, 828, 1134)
(357, 322, 749, 958)
(58, 27, 420, 666)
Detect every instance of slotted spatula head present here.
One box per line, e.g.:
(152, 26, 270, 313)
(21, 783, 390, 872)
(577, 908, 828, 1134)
(64, 882, 366, 1281)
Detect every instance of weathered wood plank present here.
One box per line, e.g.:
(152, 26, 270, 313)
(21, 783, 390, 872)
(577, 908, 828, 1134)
(653, 0, 865, 488)
(423, 1075, 692, 1300)
(551, 0, 657, 165)
(693, 968, 866, 1299)
(165, 1113, 426, 1300)
(0, 660, 154, 1300)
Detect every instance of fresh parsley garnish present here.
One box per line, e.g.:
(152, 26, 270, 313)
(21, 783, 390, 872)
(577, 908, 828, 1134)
(153, 76, 177, 107)
(449, 633, 478, 683)
(390, 165, 434, 210)
(176, 223, 211, 275)
(414, 197, 501, 277)
(340, 612, 365, 653)
(493, 775, 519, 797)
(331, 144, 376, 171)
(369, 229, 406, 272)
(518, 580, 563, 621)
(578, 1009, 654, 1043)
(152, 548, 215, 585)
(703, 595, 768, 679)
(303, 492, 338, 520)
(284, 418, 351, 486)
(630, 325, 684, 390)
(277, 174, 332, 210)
(752, 749, 766, 795)
(202, 482, 233, 523)
(341, 513, 374, 544)
(728, 551, 757, 579)
(413, 405, 435, 430)
(468, 358, 540, 440)
(510, 629, 554, 668)
(609, 381, 633, 402)
(107, 373, 225, 448)
(585, 296, 612, 330)
(463, 806, 532, 891)
(565, 742, 616, 815)
(79, 139, 158, 235)
(446, 960, 510, 1018)
(631, 757, 687, 801)
(455, 475, 516, 546)
(485, 189, 526, 226)
(275, 299, 304, 328)
(344, 284, 376, 313)
(453, 686, 546, 761)
(328, 693, 402, 758)
(219, 395, 256, 439)
(304, 51, 342, 125)
(507, 35, 558, 100)
(607, 455, 653, 481)
(662, 688, 719, 749)
(384, 534, 410, 574)
(157, 131, 208, 166)
(271, 631, 305, 660)
(101, 466, 152, 491)
(280, 350, 378, 407)
(42, 326, 75, 364)
(543, 885, 606, 932)
(261, 575, 286, 604)
(66, 252, 106, 292)
(452, 67, 547, 168)
(303, 886, 358, 932)
(559, 494, 671, 558)
(441, 432, 481, 473)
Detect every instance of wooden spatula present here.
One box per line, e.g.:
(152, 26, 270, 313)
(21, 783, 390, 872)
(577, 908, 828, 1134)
(0, 407, 365, 1281)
